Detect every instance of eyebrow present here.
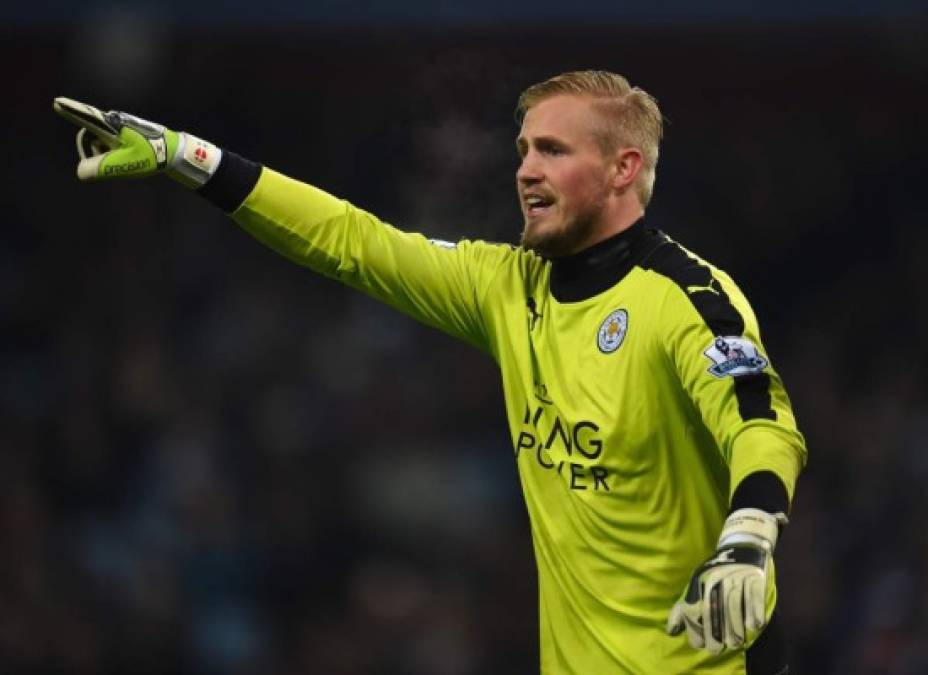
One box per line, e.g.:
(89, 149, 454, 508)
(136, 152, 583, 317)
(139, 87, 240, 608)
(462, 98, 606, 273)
(516, 135, 568, 154)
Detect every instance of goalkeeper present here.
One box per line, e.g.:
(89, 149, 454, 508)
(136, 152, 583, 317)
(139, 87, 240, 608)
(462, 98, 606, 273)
(54, 71, 806, 675)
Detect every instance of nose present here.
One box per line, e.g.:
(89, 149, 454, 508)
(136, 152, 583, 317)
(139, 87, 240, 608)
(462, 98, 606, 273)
(517, 151, 542, 186)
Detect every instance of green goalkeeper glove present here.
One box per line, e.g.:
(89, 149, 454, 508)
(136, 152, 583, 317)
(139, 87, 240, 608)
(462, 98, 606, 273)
(53, 97, 221, 187)
(666, 508, 786, 654)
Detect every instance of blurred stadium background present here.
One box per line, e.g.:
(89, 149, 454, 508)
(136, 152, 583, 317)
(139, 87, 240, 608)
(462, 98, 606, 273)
(2, 1, 927, 673)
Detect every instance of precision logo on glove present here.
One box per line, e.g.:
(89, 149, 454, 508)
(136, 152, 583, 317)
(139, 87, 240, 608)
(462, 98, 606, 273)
(104, 159, 151, 175)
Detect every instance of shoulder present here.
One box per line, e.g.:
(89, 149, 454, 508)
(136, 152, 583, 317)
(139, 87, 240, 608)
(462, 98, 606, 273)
(436, 239, 546, 300)
(640, 235, 753, 336)
(641, 234, 724, 290)
(422, 236, 517, 264)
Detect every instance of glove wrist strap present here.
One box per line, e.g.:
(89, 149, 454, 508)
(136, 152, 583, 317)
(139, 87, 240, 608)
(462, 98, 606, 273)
(168, 132, 222, 188)
(718, 508, 786, 552)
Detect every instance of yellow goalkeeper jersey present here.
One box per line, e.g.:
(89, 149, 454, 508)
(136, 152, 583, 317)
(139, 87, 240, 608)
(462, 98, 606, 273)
(231, 168, 807, 674)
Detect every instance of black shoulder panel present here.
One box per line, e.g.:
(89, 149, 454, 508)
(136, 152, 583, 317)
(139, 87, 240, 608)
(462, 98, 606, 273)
(642, 240, 776, 422)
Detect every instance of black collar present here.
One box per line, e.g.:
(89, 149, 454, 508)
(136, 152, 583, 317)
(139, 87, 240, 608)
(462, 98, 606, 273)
(549, 221, 665, 302)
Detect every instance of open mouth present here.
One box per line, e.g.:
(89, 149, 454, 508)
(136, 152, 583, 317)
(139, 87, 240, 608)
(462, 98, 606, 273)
(525, 194, 555, 217)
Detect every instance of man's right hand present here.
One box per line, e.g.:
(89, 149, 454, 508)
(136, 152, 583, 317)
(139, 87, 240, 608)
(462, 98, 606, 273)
(53, 97, 221, 187)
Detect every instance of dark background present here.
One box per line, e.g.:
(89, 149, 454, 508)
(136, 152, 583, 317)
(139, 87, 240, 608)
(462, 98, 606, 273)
(2, 3, 927, 673)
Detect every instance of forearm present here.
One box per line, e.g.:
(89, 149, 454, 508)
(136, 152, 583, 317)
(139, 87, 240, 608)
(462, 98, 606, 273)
(224, 163, 360, 279)
(198, 151, 400, 284)
(195, 151, 498, 350)
(728, 421, 805, 508)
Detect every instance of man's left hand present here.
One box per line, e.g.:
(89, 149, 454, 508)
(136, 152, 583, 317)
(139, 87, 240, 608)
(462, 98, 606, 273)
(666, 508, 785, 654)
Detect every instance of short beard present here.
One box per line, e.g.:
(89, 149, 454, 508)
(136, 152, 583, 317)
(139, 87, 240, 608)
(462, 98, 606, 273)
(520, 203, 602, 259)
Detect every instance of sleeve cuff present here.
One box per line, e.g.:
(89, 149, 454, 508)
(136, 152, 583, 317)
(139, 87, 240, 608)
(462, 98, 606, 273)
(730, 471, 790, 515)
(197, 150, 262, 213)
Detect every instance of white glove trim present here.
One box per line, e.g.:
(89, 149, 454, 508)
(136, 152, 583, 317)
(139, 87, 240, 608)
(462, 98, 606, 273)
(718, 508, 785, 551)
(168, 132, 222, 187)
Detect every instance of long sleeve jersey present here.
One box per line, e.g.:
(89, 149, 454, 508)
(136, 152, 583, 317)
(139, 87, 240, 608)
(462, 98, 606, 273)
(212, 163, 807, 674)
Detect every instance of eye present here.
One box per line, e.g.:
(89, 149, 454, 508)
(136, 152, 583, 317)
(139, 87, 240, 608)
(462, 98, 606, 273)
(539, 140, 566, 156)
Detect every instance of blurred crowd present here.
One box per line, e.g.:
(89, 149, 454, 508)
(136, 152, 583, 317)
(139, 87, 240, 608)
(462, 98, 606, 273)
(2, 17, 927, 674)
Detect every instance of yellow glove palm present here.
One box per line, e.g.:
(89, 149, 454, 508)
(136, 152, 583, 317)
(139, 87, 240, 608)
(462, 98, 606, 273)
(53, 97, 220, 187)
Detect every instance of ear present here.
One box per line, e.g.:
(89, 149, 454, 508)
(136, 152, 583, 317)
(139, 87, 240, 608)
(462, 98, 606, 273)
(611, 148, 643, 192)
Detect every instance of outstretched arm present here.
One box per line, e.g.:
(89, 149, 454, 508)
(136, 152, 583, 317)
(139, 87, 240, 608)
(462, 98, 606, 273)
(54, 97, 515, 354)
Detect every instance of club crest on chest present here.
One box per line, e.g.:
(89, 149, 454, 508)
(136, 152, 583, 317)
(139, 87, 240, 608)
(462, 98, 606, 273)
(597, 309, 628, 354)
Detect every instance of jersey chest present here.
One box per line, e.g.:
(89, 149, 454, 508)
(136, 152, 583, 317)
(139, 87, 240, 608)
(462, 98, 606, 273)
(499, 270, 671, 496)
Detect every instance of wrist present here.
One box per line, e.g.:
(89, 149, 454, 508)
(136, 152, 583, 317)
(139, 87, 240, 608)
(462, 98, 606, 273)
(167, 131, 222, 188)
(718, 508, 786, 552)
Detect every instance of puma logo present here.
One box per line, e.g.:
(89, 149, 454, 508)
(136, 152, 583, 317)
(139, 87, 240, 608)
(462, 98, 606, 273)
(686, 282, 720, 296)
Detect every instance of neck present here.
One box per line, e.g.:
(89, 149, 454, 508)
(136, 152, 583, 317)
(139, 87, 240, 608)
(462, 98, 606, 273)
(568, 198, 645, 256)
(549, 219, 665, 302)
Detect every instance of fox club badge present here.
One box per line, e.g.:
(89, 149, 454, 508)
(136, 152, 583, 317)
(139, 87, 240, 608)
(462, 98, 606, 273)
(597, 309, 628, 354)
(704, 336, 769, 378)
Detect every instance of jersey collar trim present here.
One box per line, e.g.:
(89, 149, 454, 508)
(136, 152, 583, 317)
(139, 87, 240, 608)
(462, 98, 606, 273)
(549, 221, 665, 302)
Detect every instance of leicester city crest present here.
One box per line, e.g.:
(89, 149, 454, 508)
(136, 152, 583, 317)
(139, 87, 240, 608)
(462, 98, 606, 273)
(597, 309, 628, 354)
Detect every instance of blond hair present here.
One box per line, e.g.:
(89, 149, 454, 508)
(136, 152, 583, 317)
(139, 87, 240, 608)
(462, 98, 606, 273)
(517, 70, 663, 207)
